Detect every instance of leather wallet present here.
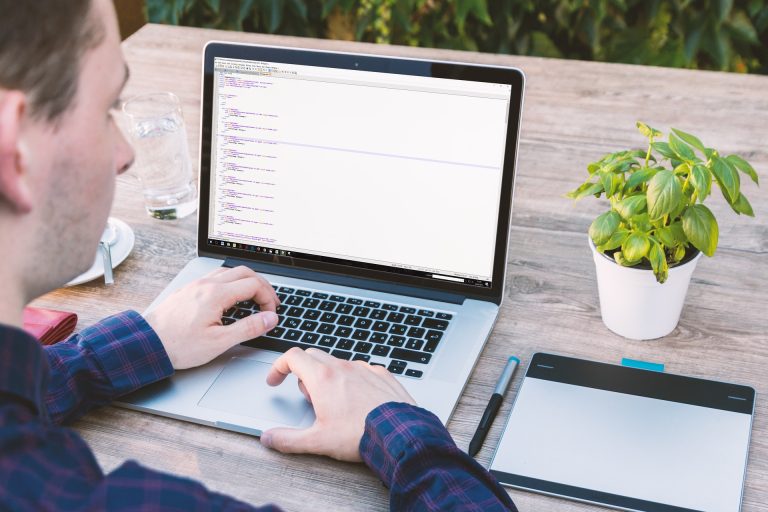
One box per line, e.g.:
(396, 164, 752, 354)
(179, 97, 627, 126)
(23, 307, 78, 345)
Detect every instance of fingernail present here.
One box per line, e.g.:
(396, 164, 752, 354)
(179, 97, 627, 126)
(261, 311, 279, 330)
(260, 431, 272, 448)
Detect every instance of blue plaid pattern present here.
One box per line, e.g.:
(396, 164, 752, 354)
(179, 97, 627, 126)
(0, 312, 516, 510)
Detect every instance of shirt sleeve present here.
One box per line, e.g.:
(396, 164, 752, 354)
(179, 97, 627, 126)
(43, 310, 174, 425)
(360, 402, 517, 512)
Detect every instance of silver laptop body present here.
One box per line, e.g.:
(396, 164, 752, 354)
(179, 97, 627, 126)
(119, 41, 525, 436)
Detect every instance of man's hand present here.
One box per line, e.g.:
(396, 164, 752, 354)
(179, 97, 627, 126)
(144, 266, 279, 370)
(260, 347, 416, 462)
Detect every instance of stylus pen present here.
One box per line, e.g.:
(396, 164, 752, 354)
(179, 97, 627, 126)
(468, 356, 520, 457)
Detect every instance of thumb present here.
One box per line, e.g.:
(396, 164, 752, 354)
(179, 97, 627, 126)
(261, 426, 317, 455)
(225, 311, 279, 345)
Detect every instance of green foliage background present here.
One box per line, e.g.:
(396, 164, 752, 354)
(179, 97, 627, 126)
(146, 0, 768, 74)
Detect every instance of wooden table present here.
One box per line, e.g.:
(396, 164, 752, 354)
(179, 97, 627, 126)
(32, 24, 768, 511)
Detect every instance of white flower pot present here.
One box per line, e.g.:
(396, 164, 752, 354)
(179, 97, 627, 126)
(589, 237, 702, 340)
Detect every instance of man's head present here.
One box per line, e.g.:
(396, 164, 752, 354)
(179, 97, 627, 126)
(0, 0, 133, 309)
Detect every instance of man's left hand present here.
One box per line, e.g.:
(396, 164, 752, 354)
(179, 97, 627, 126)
(144, 266, 279, 370)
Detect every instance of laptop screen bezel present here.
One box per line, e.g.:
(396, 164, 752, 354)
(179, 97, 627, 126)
(198, 42, 524, 304)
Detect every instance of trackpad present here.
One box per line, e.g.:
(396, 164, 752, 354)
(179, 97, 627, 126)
(198, 357, 312, 426)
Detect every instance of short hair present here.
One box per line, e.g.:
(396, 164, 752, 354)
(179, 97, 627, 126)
(0, 0, 104, 121)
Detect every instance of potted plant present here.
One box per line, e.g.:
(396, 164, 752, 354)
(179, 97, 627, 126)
(567, 122, 759, 340)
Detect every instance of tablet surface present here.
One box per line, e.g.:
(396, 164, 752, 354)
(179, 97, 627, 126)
(490, 353, 755, 512)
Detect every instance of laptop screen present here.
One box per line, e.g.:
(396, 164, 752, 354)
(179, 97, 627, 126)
(205, 56, 512, 289)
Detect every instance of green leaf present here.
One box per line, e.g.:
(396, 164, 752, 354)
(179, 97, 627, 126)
(673, 244, 687, 262)
(626, 167, 656, 189)
(726, 154, 759, 185)
(456, 0, 492, 31)
(622, 233, 651, 263)
(647, 170, 682, 220)
(655, 226, 677, 248)
(651, 141, 676, 160)
(649, 242, 669, 283)
(587, 163, 600, 175)
(682, 204, 719, 257)
(613, 251, 628, 266)
(630, 213, 652, 232)
(614, 195, 647, 219)
(566, 181, 603, 200)
(589, 211, 621, 246)
(600, 172, 614, 197)
(711, 156, 740, 203)
(717, 0, 734, 22)
(727, 9, 759, 43)
(321, 0, 339, 17)
(668, 133, 696, 161)
(637, 121, 662, 138)
(671, 128, 706, 154)
(690, 164, 712, 201)
(288, 0, 307, 20)
(597, 228, 630, 252)
(731, 193, 755, 216)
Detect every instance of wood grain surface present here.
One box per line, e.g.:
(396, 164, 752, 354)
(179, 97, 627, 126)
(31, 24, 768, 511)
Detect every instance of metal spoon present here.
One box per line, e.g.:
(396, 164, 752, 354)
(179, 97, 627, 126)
(99, 221, 118, 285)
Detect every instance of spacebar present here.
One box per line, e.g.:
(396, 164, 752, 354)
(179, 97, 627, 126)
(241, 336, 307, 353)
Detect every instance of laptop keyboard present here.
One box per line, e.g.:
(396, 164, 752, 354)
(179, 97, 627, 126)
(220, 284, 454, 379)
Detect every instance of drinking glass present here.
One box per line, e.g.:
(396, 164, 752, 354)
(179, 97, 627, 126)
(122, 92, 197, 220)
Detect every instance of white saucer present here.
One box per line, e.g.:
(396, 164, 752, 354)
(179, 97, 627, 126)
(66, 218, 135, 286)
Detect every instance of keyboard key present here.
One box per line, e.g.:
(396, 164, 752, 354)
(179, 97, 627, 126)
(382, 304, 398, 311)
(424, 338, 441, 353)
(370, 332, 388, 343)
(436, 312, 453, 320)
(390, 348, 431, 365)
(388, 361, 406, 374)
(422, 318, 449, 330)
(352, 306, 371, 317)
(336, 303, 353, 314)
(372, 321, 389, 333)
(317, 323, 335, 334)
(237, 299, 256, 308)
(296, 289, 312, 296)
(418, 309, 434, 317)
(223, 307, 237, 317)
(386, 312, 405, 323)
(387, 335, 405, 347)
(302, 298, 320, 309)
(353, 341, 373, 354)
(271, 284, 278, 290)
(241, 336, 304, 353)
(284, 318, 301, 329)
(319, 301, 336, 311)
(312, 292, 329, 299)
(276, 304, 287, 315)
(330, 295, 345, 302)
(279, 287, 295, 294)
(303, 309, 321, 320)
(406, 338, 424, 351)
(337, 315, 354, 326)
(337, 339, 354, 350)
(389, 325, 407, 335)
(301, 332, 319, 344)
(331, 350, 352, 360)
(372, 345, 390, 357)
(286, 307, 304, 317)
(370, 362, 386, 367)
(406, 327, 426, 338)
(319, 335, 337, 347)
(221, 317, 235, 325)
(285, 329, 302, 341)
(299, 320, 318, 332)
(353, 318, 372, 329)
(320, 312, 338, 323)
(399, 306, 416, 314)
(267, 327, 285, 337)
(353, 354, 371, 362)
(316, 346, 331, 353)
(346, 298, 363, 305)
(352, 329, 371, 341)
(233, 308, 252, 319)
(404, 315, 422, 326)
(277, 293, 288, 302)
(370, 309, 388, 320)
(364, 301, 381, 308)
(405, 369, 424, 378)
(335, 326, 352, 337)
(425, 330, 444, 343)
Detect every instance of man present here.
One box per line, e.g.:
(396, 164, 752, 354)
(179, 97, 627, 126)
(0, 0, 517, 510)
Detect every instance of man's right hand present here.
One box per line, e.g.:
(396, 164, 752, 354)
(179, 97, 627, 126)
(260, 347, 416, 462)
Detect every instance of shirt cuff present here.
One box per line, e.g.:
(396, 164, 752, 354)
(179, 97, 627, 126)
(359, 401, 453, 487)
(77, 310, 174, 396)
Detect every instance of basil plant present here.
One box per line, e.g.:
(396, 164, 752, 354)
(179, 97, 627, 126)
(568, 122, 759, 283)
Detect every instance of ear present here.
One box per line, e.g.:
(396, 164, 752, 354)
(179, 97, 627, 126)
(0, 90, 33, 213)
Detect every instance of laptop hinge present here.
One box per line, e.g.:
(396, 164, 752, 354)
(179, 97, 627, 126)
(223, 257, 465, 305)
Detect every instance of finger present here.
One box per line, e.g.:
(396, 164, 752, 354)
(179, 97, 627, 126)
(297, 379, 312, 404)
(266, 347, 321, 388)
(206, 265, 258, 283)
(206, 267, 229, 278)
(217, 311, 279, 351)
(217, 277, 279, 312)
(260, 426, 319, 455)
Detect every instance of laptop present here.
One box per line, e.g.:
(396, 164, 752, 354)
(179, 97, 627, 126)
(119, 41, 525, 437)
